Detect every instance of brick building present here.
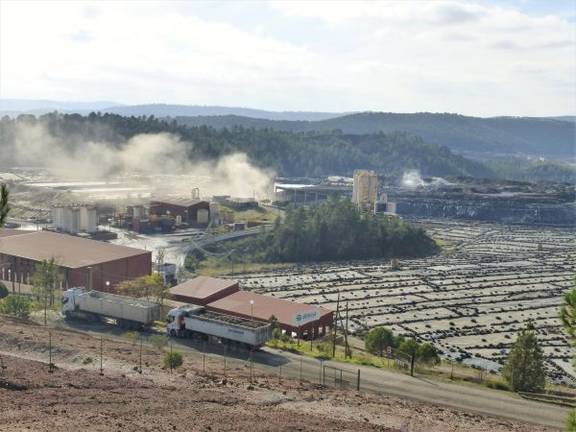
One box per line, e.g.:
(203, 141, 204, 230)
(0, 230, 151, 292)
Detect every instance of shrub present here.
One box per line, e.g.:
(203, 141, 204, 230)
(0, 295, 32, 318)
(567, 410, 576, 432)
(149, 334, 168, 351)
(163, 351, 183, 369)
(0, 282, 8, 299)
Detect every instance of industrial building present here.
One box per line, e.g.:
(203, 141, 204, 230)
(0, 230, 151, 291)
(168, 276, 240, 305)
(207, 290, 333, 339)
(149, 198, 210, 225)
(167, 276, 333, 339)
(352, 170, 378, 211)
(274, 184, 351, 204)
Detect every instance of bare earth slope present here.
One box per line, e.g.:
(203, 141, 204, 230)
(0, 316, 559, 432)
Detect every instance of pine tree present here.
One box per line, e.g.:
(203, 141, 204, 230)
(502, 323, 546, 393)
(0, 184, 9, 228)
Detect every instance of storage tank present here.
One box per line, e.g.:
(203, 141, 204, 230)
(79, 206, 98, 233)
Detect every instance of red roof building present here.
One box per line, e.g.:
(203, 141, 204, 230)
(207, 290, 333, 339)
(168, 276, 240, 305)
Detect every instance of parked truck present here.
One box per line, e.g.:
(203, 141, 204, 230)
(62, 287, 161, 329)
(167, 305, 271, 349)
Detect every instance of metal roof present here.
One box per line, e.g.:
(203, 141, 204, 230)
(0, 230, 150, 268)
(207, 290, 331, 327)
(150, 197, 208, 208)
(168, 276, 238, 300)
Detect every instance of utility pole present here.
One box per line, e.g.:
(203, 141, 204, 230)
(332, 291, 340, 358)
(344, 300, 350, 359)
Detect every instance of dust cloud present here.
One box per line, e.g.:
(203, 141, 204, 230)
(11, 122, 274, 199)
(401, 170, 452, 189)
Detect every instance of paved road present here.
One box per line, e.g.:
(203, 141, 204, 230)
(261, 347, 567, 430)
(60, 321, 567, 430)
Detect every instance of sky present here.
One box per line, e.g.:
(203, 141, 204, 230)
(0, 0, 574, 117)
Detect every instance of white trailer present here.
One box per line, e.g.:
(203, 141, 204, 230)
(167, 305, 271, 349)
(62, 288, 161, 329)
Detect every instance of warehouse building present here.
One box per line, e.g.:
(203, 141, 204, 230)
(149, 198, 210, 225)
(207, 290, 333, 339)
(168, 276, 240, 305)
(0, 230, 151, 291)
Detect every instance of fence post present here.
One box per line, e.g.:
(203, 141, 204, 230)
(48, 331, 54, 373)
(99, 335, 103, 376)
(249, 349, 253, 383)
(202, 341, 206, 374)
(357, 369, 360, 391)
(299, 358, 303, 383)
(410, 352, 415, 377)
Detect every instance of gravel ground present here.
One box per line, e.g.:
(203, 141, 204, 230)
(0, 316, 558, 432)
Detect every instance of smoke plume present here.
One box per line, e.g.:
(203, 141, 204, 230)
(11, 121, 274, 199)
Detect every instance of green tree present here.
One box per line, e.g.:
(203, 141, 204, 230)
(560, 279, 576, 429)
(560, 283, 576, 345)
(0, 282, 9, 299)
(31, 258, 62, 325)
(0, 184, 10, 228)
(417, 343, 440, 366)
(269, 315, 282, 340)
(502, 324, 546, 393)
(365, 327, 395, 357)
(567, 410, 576, 432)
(0, 295, 32, 319)
(116, 273, 166, 304)
(398, 338, 419, 357)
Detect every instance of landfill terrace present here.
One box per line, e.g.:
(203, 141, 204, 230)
(237, 221, 576, 385)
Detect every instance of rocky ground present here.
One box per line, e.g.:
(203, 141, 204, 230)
(0, 316, 558, 432)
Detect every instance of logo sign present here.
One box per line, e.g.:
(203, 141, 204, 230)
(293, 309, 320, 327)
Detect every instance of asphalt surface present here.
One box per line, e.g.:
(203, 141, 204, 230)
(264, 348, 567, 430)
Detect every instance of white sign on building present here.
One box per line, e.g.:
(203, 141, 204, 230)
(292, 309, 320, 327)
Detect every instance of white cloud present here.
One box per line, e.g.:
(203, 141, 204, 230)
(0, 0, 574, 116)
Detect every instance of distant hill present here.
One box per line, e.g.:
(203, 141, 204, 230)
(0, 99, 120, 115)
(0, 99, 345, 122)
(101, 104, 345, 121)
(0, 112, 491, 179)
(175, 112, 576, 158)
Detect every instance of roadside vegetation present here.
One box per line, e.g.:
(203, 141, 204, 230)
(560, 277, 576, 431)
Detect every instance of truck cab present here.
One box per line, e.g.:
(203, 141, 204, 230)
(166, 305, 204, 337)
(61, 287, 86, 315)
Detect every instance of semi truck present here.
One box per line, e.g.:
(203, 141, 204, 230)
(167, 305, 271, 349)
(62, 287, 161, 329)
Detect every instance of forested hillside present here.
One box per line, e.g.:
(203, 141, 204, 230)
(200, 199, 439, 264)
(175, 112, 575, 157)
(0, 113, 491, 178)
